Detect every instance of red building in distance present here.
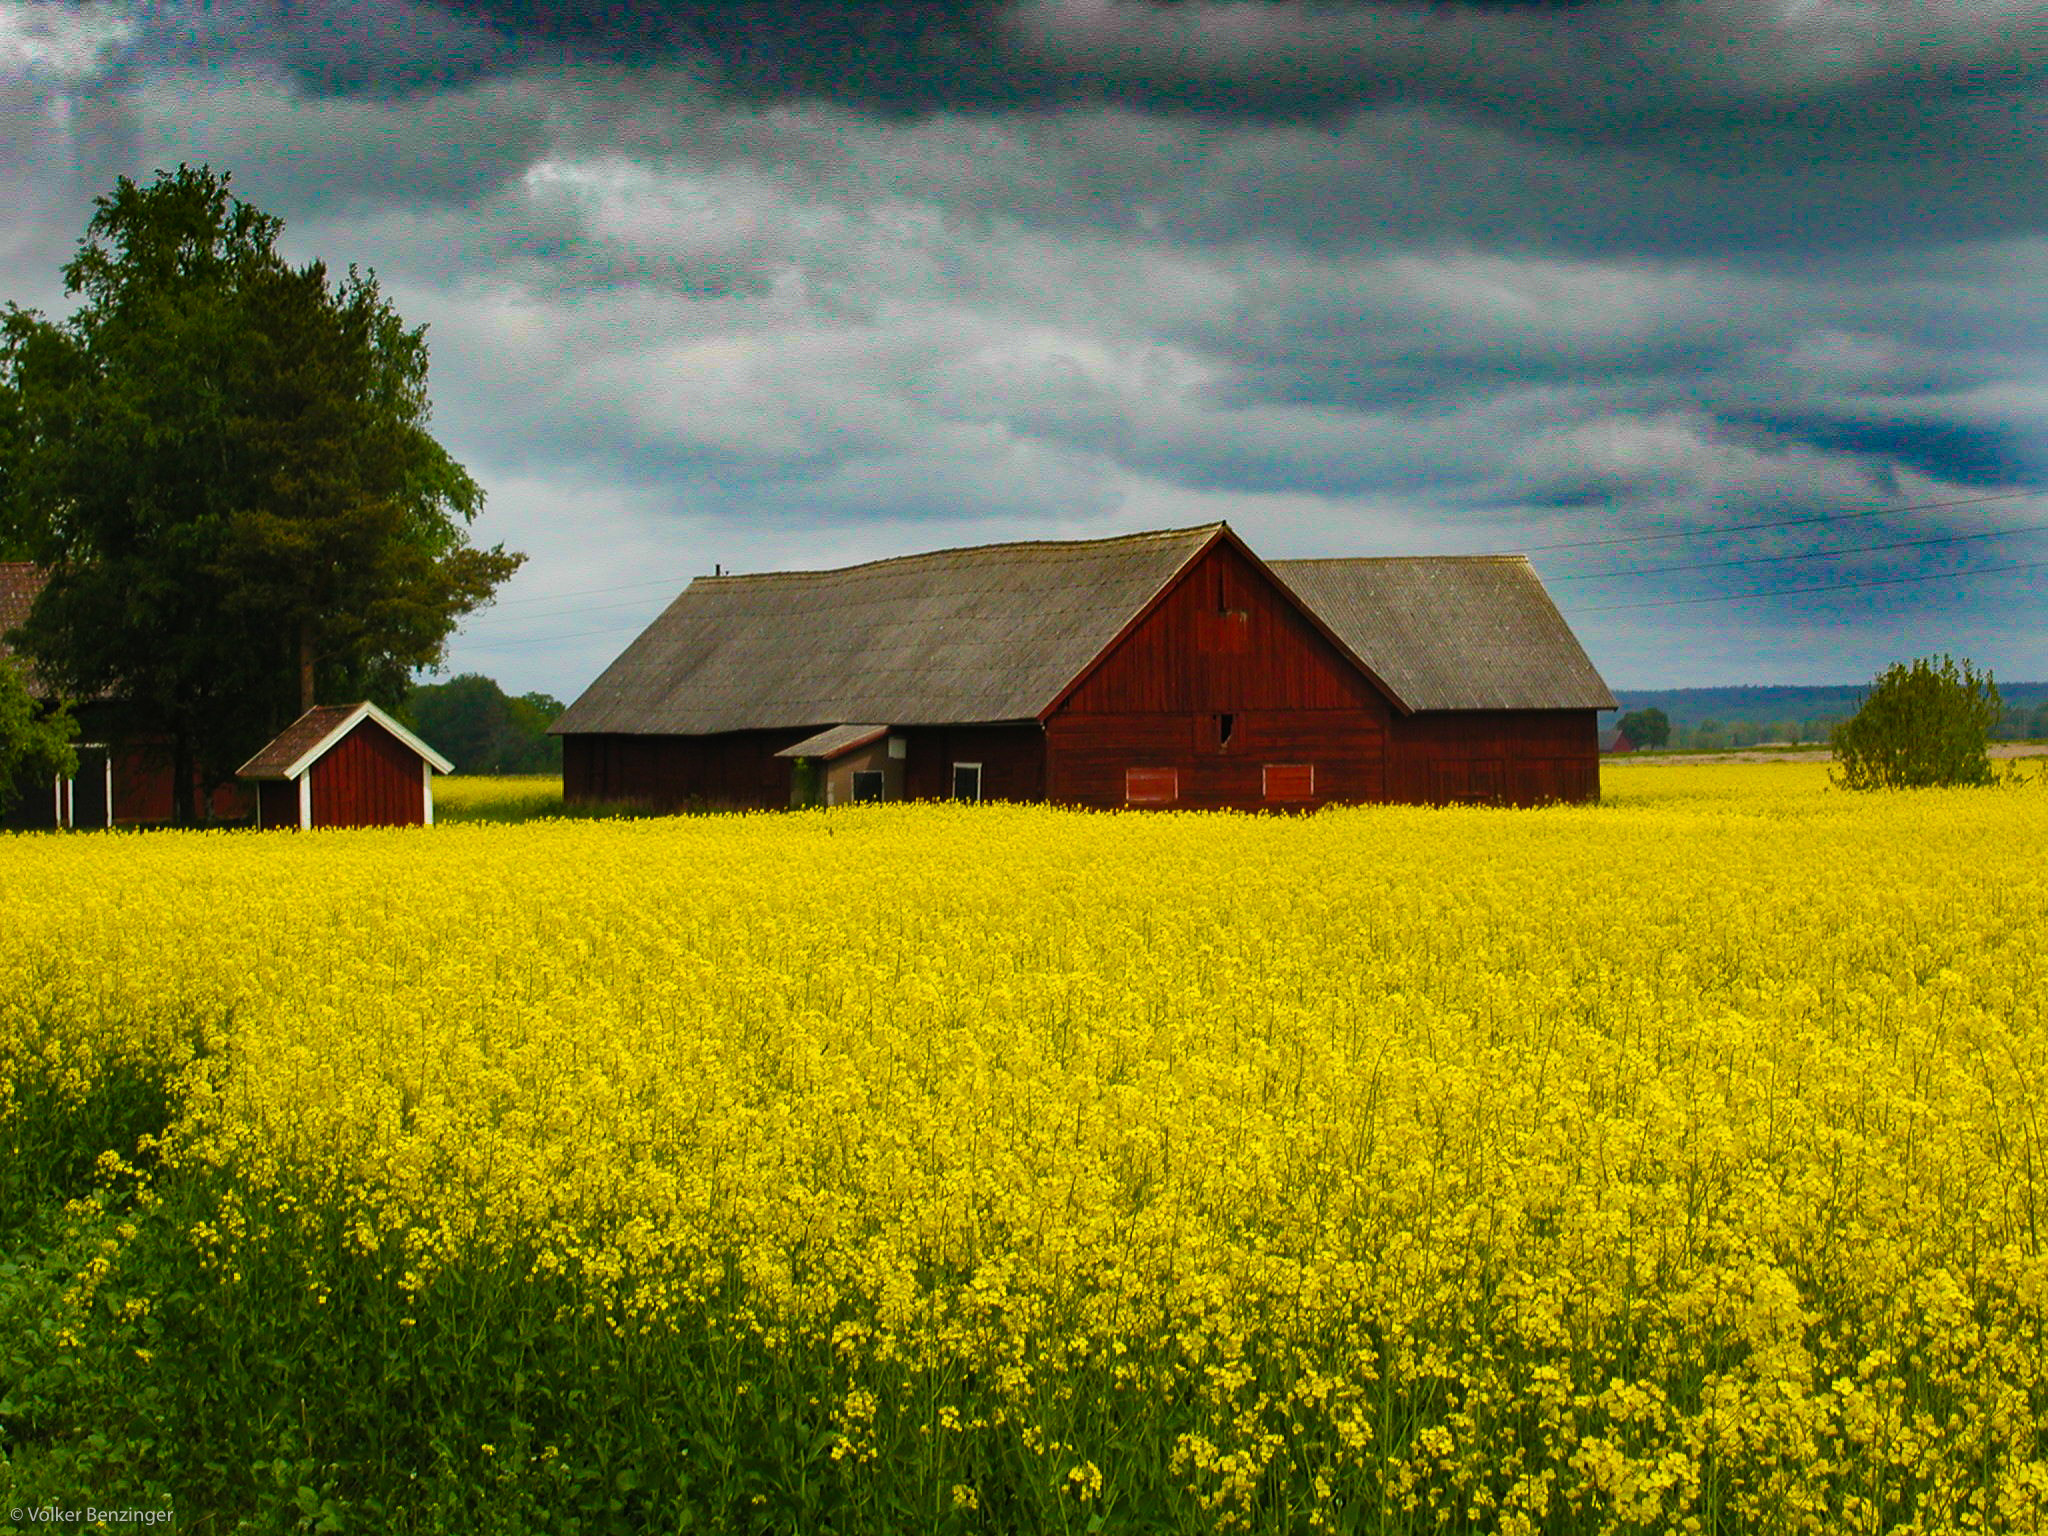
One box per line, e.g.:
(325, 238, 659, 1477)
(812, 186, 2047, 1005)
(552, 523, 1617, 813)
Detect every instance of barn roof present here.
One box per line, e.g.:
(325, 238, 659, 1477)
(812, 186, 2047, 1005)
(1270, 557, 1617, 711)
(0, 562, 50, 695)
(552, 524, 1223, 736)
(552, 525, 1616, 735)
(237, 701, 455, 780)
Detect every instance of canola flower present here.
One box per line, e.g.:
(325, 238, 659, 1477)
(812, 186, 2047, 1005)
(2, 762, 2044, 1532)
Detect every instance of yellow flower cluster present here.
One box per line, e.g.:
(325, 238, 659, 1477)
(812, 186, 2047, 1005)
(3, 762, 2044, 1530)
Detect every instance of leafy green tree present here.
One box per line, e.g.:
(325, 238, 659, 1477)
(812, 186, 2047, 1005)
(1831, 654, 2001, 790)
(0, 166, 522, 823)
(401, 673, 563, 774)
(0, 653, 75, 816)
(1617, 707, 1670, 749)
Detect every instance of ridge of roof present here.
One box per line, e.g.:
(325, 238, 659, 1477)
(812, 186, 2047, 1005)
(1261, 561, 1540, 573)
(690, 523, 1230, 587)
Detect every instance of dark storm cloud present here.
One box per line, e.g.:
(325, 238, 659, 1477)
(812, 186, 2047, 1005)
(6, 0, 2043, 689)
(1740, 417, 2038, 491)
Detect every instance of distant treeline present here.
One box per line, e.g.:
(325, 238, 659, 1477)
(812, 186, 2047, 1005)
(399, 674, 564, 774)
(1605, 681, 2048, 751)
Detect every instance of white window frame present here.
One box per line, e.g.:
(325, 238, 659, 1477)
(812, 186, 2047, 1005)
(951, 762, 983, 802)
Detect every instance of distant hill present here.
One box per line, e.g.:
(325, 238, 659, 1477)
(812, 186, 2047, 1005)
(1602, 681, 2048, 747)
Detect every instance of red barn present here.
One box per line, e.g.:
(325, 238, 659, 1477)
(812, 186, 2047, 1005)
(551, 523, 1616, 812)
(2, 561, 251, 829)
(237, 702, 453, 829)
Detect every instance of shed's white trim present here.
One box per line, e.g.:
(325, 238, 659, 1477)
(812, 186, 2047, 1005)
(237, 700, 456, 780)
(298, 773, 311, 830)
(422, 758, 434, 825)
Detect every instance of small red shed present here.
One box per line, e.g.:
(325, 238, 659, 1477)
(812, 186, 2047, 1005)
(236, 702, 454, 830)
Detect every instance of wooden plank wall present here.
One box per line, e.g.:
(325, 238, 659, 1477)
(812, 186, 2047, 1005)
(1060, 540, 1382, 715)
(564, 731, 794, 810)
(898, 725, 1046, 801)
(310, 719, 425, 827)
(1386, 710, 1600, 806)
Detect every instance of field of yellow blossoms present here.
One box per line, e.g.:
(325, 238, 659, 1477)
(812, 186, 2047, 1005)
(2, 762, 2045, 1533)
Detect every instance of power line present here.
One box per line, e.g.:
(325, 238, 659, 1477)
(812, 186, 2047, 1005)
(464, 591, 690, 629)
(1548, 518, 2048, 583)
(486, 573, 697, 609)
(1524, 489, 2038, 555)
(1568, 557, 2048, 614)
(454, 620, 653, 651)
(464, 490, 2045, 625)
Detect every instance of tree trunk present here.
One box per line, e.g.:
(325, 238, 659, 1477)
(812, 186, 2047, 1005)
(299, 622, 317, 713)
(171, 728, 196, 828)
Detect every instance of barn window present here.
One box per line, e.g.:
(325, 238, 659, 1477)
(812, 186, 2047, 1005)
(851, 769, 885, 802)
(951, 763, 982, 802)
(1263, 763, 1314, 800)
(1125, 767, 1178, 805)
(1217, 713, 1235, 749)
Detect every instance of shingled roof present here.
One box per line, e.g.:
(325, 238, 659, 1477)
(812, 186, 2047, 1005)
(553, 524, 1614, 735)
(0, 563, 49, 695)
(1270, 556, 1617, 711)
(553, 525, 1222, 736)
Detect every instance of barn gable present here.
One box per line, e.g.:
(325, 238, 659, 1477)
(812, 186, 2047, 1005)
(1050, 530, 1392, 717)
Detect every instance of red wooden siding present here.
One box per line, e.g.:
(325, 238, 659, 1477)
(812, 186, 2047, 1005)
(897, 725, 1045, 803)
(257, 779, 298, 829)
(564, 731, 791, 811)
(564, 726, 1048, 811)
(99, 744, 252, 825)
(307, 718, 426, 828)
(1059, 540, 1382, 714)
(1386, 711, 1599, 806)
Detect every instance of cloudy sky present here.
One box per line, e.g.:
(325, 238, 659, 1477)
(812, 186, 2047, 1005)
(4, 0, 2043, 697)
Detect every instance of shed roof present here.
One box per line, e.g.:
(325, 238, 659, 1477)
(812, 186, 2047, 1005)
(553, 524, 1222, 736)
(1270, 557, 1617, 711)
(237, 701, 455, 780)
(774, 724, 890, 760)
(0, 563, 50, 694)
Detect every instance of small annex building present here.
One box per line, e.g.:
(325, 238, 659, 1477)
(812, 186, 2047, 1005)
(551, 523, 1617, 813)
(237, 702, 453, 830)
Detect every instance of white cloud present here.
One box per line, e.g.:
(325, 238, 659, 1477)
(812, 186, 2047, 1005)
(0, 0, 132, 78)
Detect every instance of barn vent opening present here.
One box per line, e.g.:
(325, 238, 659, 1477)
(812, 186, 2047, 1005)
(1218, 713, 1235, 748)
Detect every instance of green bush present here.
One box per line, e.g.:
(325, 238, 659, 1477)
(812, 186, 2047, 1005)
(1831, 654, 2001, 790)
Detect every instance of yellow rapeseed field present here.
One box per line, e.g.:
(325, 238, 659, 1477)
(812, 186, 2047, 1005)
(2, 762, 2044, 1532)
